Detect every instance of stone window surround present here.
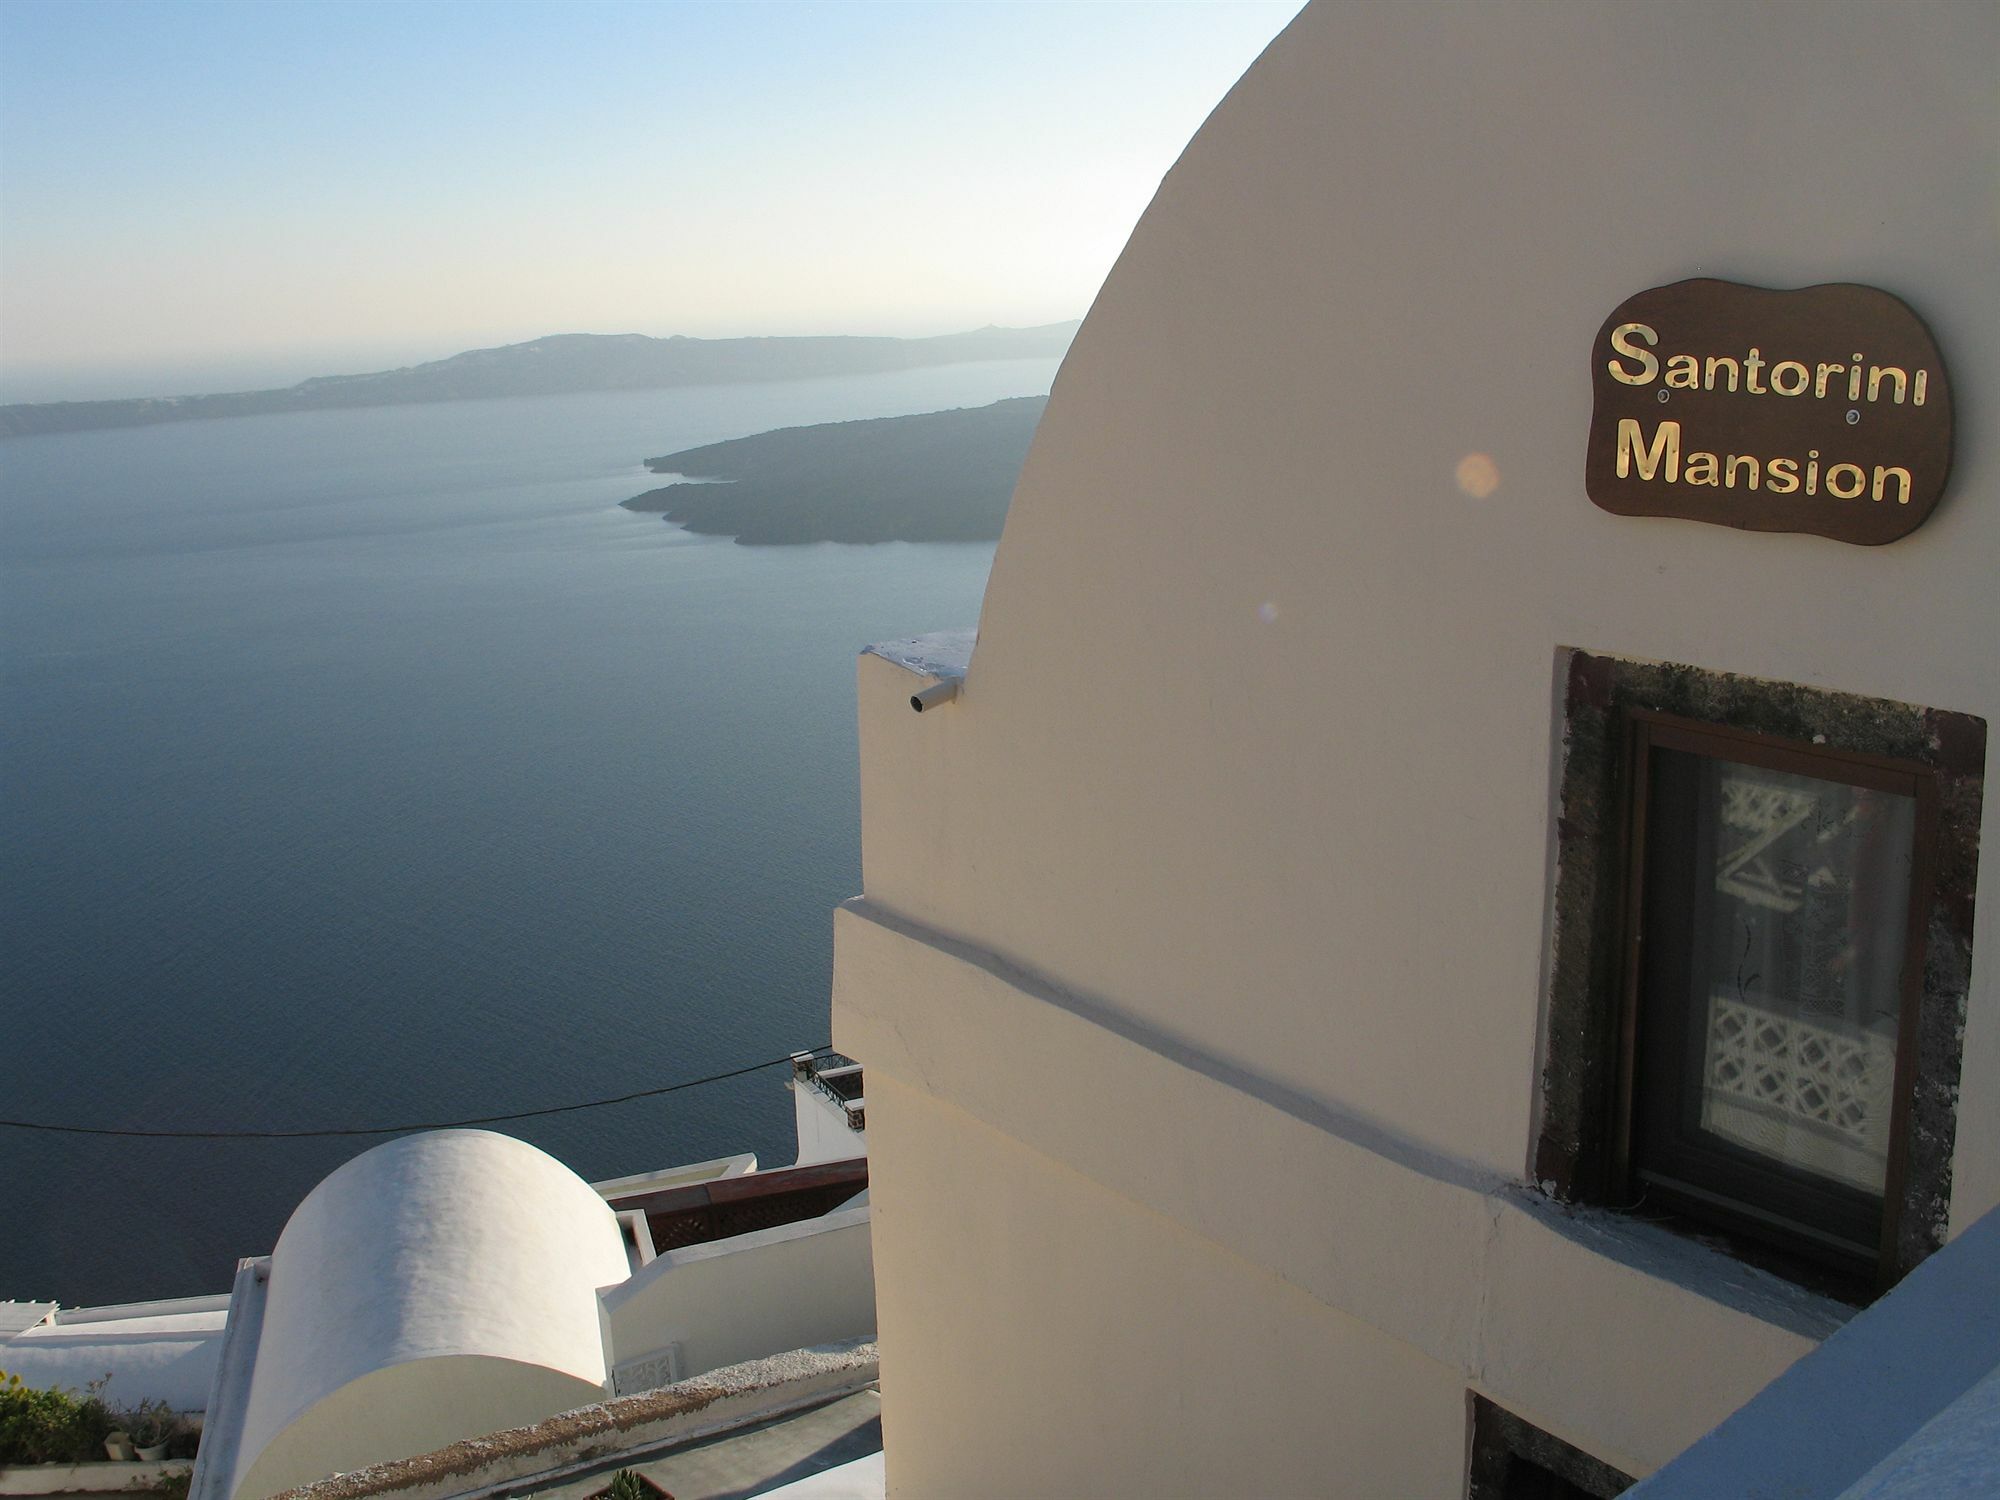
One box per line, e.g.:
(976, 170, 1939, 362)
(1467, 1392, 1635, 1498)
(1534, 648, 1985, 1292)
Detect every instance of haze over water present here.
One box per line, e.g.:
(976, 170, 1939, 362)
(0, 357, 1057, 1305)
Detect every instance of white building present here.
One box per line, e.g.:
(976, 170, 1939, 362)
(14, 5, 1996, 1495)
(4, 1056, 872, 1499)
(835, 1, 1998, 1495)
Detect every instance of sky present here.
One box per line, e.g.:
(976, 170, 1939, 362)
(0, 0, 1304, 401)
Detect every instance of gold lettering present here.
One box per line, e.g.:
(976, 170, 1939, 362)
(1665, 355, 1700, 389)
(1807, 450, 1821, 495)
(1868, 365, 1909, 404)
(1770, 361, 1810, 396)
(1826, 463, 1866, 499)
(1684, 451, 1720, 486)
(1744, 348, 1766, 394)
(1767, 458, 1800, 494)
(1914, 370, 1928, 407)
(1608, 323, 1660, 385)
(1849, 357, 1864, 402)
(1615, 418, 1680, 482)
(1815, 362, 1845, 398)
(1873, 465, 1913, 504)
(1725, 454, 1761, 489)
(1704, 356, 1740, 392)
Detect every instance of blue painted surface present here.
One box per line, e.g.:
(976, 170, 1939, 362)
(1630, 1206, 2000, 1499)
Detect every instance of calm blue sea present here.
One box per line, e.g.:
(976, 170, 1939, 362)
(0, 358, 1054, 1305)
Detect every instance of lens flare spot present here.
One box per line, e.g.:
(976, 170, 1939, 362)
(1456, 453, 1501, 499)
(1257, 601, 1279, 624)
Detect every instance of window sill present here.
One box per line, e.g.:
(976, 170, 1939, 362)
(1507, 1185, 1858, 1340)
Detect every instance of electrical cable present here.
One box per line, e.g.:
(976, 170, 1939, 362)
(0, 1045, 835, 1140)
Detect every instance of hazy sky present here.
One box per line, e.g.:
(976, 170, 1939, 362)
(0, 0, 1304, 400)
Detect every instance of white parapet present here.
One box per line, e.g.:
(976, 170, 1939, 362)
(793, 1071, 868, 1167)
(590, 1152, 758, 1199)
(1, 1296, 229, 1413)
(601, 1205, 875, 1389)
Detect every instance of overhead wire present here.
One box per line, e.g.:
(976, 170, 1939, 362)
(0, 1045, 835, 1140)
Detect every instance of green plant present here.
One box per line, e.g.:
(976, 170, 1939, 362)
(122, 1399, 176, 1449)
(149, 1467, 192, 1499)
(0, 1368, 117, 1464)
(602, 1471, 649, 1500)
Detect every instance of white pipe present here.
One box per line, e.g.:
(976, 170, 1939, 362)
(910, 680, 960, 713)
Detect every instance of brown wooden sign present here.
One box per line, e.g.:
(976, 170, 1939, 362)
(1586, 280, 1953, 545)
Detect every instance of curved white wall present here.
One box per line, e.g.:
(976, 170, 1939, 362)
(230, 1130, 629, 1498)
(862, 0, 2000, 1207)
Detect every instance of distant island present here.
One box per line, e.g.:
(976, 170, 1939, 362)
(623, 395, 1046, 544)
(0, 324, 1077, 440)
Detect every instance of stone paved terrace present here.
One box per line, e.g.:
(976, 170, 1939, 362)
(515, 1388, 881, 1500)
(268, 1343, 881, 1500)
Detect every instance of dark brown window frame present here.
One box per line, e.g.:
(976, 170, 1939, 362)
(1536, 650, 1984, 1293)
(1616, 712, 1939, 1283)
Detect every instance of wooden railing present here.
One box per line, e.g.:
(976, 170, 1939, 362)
(606, 1157, 869, 1255)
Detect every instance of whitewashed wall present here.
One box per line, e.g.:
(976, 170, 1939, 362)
(836, 1, 1999, 1493)
(0, 1299, 226, 1414)
(792, 1077, 867, 1166)
(600, 1207, 874, 1386)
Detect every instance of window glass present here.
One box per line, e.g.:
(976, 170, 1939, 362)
(1634, 744, 1920, 1260)
(1679, 755, 1916, 1192)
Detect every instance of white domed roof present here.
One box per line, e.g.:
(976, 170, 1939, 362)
(228, 1129, 629, 1498)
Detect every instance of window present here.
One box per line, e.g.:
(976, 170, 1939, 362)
(1618, 715, 1934, 1281)
(1537, 652, 1983, 1295)
(1467, 1395, 1633, 1500)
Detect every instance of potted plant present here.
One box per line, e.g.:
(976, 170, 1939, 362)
(591, 1470, 671, 1499)
(121, 1400, 177, 1462)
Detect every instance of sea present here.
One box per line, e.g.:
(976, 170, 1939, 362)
(0, 356, 1059, 1307)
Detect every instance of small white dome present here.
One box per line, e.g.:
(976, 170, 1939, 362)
(230, 1130, 629, 1498)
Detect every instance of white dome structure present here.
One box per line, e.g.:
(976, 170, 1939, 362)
(225, 1130, 629, 1499)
